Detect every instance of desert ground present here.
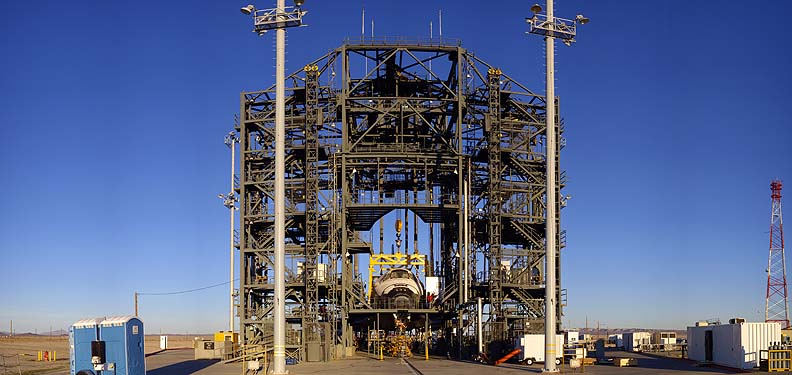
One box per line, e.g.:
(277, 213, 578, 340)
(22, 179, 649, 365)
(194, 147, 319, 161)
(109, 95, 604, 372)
(0, 335, 206, 375)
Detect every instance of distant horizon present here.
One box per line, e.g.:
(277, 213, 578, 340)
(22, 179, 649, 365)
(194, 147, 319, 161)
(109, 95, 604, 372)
(0, 323, 731, 336)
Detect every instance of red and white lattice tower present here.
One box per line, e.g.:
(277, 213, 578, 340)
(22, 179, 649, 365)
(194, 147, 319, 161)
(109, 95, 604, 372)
(766, 179, 789, 328)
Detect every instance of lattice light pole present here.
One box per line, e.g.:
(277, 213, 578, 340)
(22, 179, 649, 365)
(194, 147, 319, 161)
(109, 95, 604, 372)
(766, 179, 789, 329)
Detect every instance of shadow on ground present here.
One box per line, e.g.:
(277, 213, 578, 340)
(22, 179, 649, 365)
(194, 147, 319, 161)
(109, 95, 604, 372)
(606, 355, 738, 373)
(147, 359, 219, 375)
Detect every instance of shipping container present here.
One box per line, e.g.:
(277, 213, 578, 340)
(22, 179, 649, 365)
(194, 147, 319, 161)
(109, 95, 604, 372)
(623, 332, 651, 352)
(653, 331, 677, 346)
(687, 322, 781, 370)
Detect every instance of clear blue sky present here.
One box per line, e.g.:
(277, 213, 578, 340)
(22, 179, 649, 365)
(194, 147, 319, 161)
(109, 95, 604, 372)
(1, 0, 790, 334)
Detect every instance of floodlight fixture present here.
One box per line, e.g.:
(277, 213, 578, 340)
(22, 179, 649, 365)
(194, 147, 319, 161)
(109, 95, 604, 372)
(224, 131, 238, 148)
(530, 4, 542, 13)
(241, 3, 306, 35)
(575, 14, 590, 24)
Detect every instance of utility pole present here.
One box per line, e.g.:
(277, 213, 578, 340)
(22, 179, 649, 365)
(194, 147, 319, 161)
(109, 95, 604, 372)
(240, 2, 306, 373)
(526, 3, 588, 372)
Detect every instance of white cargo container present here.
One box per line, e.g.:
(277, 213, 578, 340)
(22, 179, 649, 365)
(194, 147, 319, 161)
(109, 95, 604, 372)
(566, 330, 579, 344)
(516, 334, 564, 365)
(653, 331, 677, 346)
(623, 332, 651, 352)
(687, 322, 781, 370)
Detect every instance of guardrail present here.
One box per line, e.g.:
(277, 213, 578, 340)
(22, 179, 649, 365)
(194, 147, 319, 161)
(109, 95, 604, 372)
(344, 36, 462, 47)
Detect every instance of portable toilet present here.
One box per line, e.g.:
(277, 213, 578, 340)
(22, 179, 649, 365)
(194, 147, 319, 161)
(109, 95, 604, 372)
(70, 316, 145, 375)
(70, 318, 105, 375)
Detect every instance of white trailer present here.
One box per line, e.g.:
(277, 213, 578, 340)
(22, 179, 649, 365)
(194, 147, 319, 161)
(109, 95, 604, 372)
(516, 334, 565, 365)
(688, 321, 781, 370)
(623, 332, 651, 352)
(653, 331, 677, 346)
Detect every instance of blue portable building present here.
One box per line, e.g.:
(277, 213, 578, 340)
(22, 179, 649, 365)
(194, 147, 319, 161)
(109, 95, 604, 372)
(70, 316, 145, 375)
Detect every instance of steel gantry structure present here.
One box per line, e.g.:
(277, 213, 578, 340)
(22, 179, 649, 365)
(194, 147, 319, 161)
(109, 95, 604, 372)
(235, 38, 567, 362)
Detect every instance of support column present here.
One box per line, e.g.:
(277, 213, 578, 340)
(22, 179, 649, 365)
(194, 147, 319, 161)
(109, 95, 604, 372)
(304, 64, 320, 355)
(272, 0, 288, 370)
(487, 67, 504, 343)
(543, 0, 559, 371)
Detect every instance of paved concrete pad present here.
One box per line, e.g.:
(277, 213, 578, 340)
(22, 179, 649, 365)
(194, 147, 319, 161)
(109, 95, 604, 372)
(143, 349, 792, 374)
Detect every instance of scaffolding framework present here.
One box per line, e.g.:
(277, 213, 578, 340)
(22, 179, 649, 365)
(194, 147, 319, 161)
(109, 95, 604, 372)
(236, 38, 566, 361)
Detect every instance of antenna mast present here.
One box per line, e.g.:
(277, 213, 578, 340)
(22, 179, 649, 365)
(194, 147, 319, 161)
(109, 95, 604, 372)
(766, 179, 789, 328)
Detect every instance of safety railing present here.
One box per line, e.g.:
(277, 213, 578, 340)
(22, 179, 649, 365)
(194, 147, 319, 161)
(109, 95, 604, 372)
(344, 36, 462, 47)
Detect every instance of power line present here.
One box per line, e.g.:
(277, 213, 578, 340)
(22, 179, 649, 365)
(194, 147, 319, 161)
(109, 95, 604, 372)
(138, 279, 238, 296)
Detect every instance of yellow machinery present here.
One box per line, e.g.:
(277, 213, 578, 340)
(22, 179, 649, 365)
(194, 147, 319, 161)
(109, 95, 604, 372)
(367, 219, 427, 302)
(214, 331, 239, 343)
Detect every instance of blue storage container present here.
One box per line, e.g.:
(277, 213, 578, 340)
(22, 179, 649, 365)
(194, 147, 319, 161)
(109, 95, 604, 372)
(70, 316, 145, 375)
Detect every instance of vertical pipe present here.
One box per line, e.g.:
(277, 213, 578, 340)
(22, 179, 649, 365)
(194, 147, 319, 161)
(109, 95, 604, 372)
(414, 190, 418, 255)
(134, 292, 138, 317)
(464, 162, 470, 302)
(477, 297, 483, 354)
(273, 0, 287, 372)
(340, 47, 349, 354)
(377, 313, 382, 361)
(230, 138, 236, 333)
(379, 218, 384, 254)
(458, 310, 463, 359)
(543, 0, 558, 372)
(429, 187, 434, 276)
(439, 9, 443, 40)
(463, 177, 468, 303)
(405, 208, 409, 253)
(457, 166, 464, 323)
(425, 313, 430, 360)
(429, 22, 433, 72)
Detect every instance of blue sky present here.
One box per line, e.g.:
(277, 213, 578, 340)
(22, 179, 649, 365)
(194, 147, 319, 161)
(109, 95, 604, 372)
(1, 0, 791, 333)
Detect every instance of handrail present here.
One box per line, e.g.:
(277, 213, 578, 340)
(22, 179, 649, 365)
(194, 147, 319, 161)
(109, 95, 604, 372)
(343, 36, 462, 47)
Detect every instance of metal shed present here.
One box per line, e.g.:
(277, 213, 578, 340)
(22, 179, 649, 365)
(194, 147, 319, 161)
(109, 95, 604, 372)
(687, 321, 781, 370)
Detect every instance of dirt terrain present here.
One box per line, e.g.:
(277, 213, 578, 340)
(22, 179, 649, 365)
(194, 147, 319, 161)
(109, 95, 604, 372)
(0, 335, 203, 375)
